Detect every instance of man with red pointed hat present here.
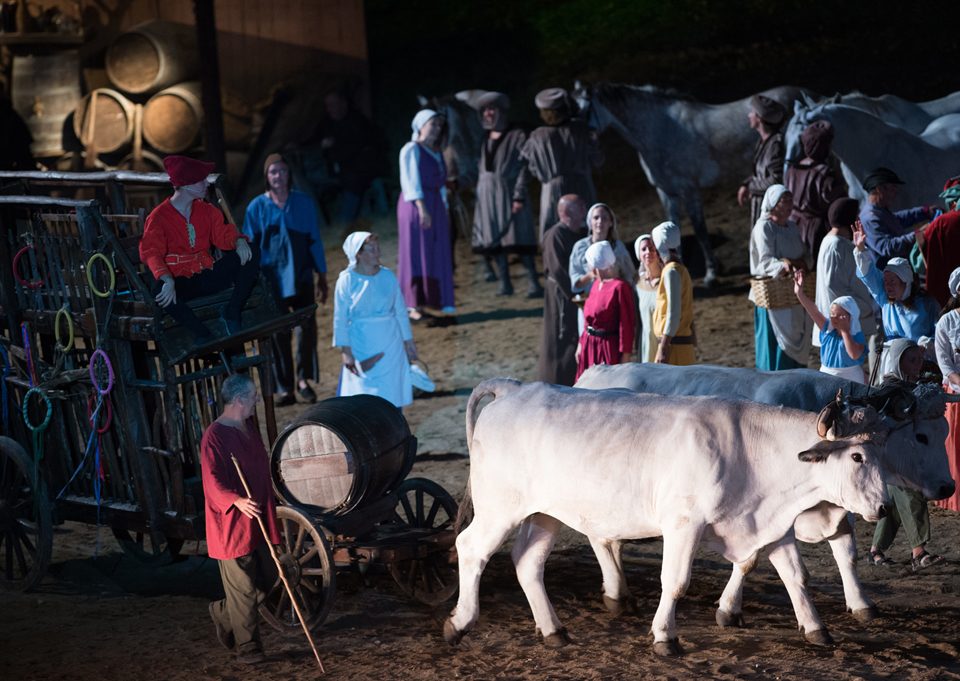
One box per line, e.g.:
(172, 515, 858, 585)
(139, 155, 259, 343)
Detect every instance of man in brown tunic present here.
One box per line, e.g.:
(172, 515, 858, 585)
(737, 94, 787, 228)
(521, 88, 602, 241)
(538, 194, 588, 385)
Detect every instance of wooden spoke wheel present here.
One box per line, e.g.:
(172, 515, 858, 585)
(0, 436, 53, 592)
(387, 477, 459, 606)
(260, 505, 336, 633)
(112, 528, 185, 565)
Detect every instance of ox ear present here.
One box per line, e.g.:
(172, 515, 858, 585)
(816, 393, 843, 439)
(798, 439, 839, 463)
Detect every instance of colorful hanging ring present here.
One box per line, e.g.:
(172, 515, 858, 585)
(12, 244, 43, 290)
(22, 387, 53, 433)
(54, 306, 75, 352)
(86, 252, 116, 298)
(89, 348, 114, 395)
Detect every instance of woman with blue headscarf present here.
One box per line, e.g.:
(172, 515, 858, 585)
(794, 277, 866, 383)
(333, 231, 418, 408)
(397, 109, 455, 322)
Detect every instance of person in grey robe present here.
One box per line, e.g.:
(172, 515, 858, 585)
(538, 194, 588, 385)
(471, 91, 543, 297)
(738, 94, 787, 228)
(521, 87, 602, 241)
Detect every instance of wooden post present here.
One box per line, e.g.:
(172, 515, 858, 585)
(192, 0, 227, 175)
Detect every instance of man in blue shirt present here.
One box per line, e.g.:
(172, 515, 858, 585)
(858, 167, 934, 269)
(244, 153, 328, 405)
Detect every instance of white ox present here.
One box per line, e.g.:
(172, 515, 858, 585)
(575, 363, 955, 628)
(445, 379, 891, 655)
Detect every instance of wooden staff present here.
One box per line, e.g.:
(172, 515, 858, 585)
(230, 454, 325, 673)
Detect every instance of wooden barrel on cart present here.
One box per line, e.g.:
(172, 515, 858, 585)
(105, 21, 198, 95)
(142, 82, 203, 153)
(271, 395, 416, 516)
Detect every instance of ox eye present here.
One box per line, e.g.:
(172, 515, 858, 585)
(852, 452, 864, 463)
(916, 434, 929, 445)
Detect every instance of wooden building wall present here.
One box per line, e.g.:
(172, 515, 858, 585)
(75, 0, 370, 106)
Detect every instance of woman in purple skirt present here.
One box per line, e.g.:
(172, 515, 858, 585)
(397, 109, 456, 321)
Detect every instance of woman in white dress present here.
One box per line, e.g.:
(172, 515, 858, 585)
(333, 231, 419, 408)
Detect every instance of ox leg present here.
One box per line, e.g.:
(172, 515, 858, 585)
(826, 520, 878, 622)
(444, 515, 516, 645)
(684, 194, 719, 287)
(715, 552, 758, 628)
(651, 525, 704, 656)
(766, 537, 832, 646)
(511, 514, 568, 647)
(588, 537, 632, 615)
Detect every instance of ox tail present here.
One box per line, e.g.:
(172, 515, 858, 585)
(454, 378, 523, 535)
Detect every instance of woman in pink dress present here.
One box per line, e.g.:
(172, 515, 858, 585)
(575, 241, 636, 380)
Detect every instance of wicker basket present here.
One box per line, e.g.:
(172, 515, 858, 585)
(750, 271, 815, 309)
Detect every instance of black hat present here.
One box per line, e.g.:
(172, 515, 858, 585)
(862, 167, 905, 193)
(827, 197, 860, 229)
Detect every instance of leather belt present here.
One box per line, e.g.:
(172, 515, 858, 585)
(587, 326, 615, 337)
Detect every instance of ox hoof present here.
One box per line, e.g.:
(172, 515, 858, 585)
(652, 638, 683, 657)
(715, 609, 746, 628)
(851, 606, 879, 623)
(542, 627, 572, 649)
(602, 595, 635, 616)
(443, 619, 465, 646)
(802, 627, 834, 647)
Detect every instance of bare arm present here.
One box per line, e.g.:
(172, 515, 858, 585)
(794, 270, 826, 330)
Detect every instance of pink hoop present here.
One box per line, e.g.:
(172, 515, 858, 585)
(13, 245, 43, 290)
(89, 348, 114, 395)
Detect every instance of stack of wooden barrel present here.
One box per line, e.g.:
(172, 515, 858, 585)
(72, 20, 251, 172)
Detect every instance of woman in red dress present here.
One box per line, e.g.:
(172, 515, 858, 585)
(575, 241, 636, 380)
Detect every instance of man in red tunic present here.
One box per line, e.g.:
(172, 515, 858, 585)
(922, 175, 960, 307)
(139, 155, 259, 343)
(201, 374, 280, 664)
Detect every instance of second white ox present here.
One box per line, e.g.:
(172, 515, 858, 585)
(445, 379, 890, 656)
(575, 363, 955, 629)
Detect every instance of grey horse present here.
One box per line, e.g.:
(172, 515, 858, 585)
(573, 82, 814, 287)
(785, 99, 960, 207)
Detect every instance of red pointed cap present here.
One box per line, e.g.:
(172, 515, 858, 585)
(163, 155, 215, 187)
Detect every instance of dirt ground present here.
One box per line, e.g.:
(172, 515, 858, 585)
(3, 184, 960, 680)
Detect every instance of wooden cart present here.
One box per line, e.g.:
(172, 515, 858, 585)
(0, 171, 459, 627)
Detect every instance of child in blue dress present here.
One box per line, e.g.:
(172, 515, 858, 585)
(794, 270, 866, 383)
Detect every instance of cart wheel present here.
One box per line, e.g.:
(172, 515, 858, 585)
(112, 529, 185, 565)
(387, 477, 459, 606)
(0, 436, 53, 592)
(260, 505, 336, 633)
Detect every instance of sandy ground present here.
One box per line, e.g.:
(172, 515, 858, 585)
(2, 185, 960, 680)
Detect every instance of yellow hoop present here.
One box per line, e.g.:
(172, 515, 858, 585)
(86, 252, 116, 298)
(54, 306, 74, 352)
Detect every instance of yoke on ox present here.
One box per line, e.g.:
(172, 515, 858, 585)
(575, 363, 956, 630)
(445, 379, 890, 655)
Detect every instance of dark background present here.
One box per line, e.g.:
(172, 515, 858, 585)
(365, 0, 959, 180)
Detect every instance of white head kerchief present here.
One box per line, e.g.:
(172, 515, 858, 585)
(948, 266, 960, 298)
(884, 257, 913, 299)
(830, 295, 861, 336)
(342, 231, 372, 268)
(410, 109, 439, 141)
(651, 221, 681, 261)
(759, 184, 790, 221)
(585, 241, 616, 271)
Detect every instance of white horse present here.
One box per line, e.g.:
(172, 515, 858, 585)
(572, 82, 815, 286)
(785, 99, 960, 207)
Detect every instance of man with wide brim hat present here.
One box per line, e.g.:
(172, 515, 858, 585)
(139, 154, 260, 344)
(521, 87, 602, 240)
(737, 93, 788, 228)
(471, 90, 543, 298)
(857, 165, 936, 270)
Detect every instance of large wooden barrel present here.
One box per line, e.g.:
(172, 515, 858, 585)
(11, 52, 82, 158)
(72, 88, 135, 154)
(142, 82, 203, 154)
(271, 395, 416, 517)
(105, 21, 198, 96)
